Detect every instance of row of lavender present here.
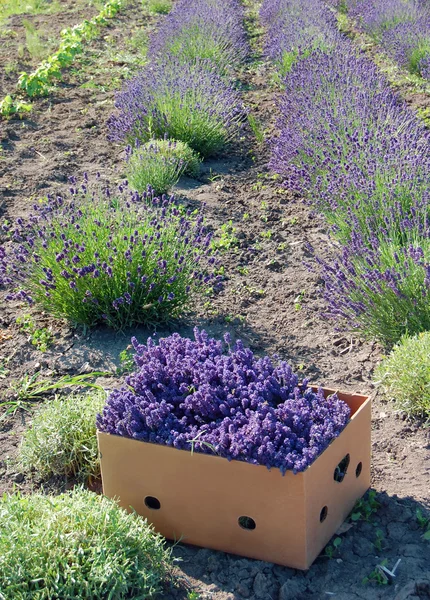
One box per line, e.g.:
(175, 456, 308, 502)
(334, 0, 430, 80)
(262, 0, 430, 348)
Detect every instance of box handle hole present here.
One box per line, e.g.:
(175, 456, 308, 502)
(238, 516, 256, 530)
(334, 453, 350, 483)
(144, 496, 161, 510)
(320, 506, 328, 523)
(356, 462, 362, 478)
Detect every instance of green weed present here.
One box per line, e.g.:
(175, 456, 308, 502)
(212, 221, 239, 251)
(2, 372, 107, 420)
(146, 0, 171, 14)
(324, 536, 342, 559)
(350, 490, 380, 522)
(16, 314, 53, 352)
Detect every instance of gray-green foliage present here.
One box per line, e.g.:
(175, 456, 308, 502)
(19, 392, 105, 480)
(0, 488, 172, 599)
(374, 331, 430, 418)
(126, 139, 200, 195)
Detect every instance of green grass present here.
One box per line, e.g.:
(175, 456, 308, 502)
(374, 331, 430, 419)
(19, 392, 106, 481)
(0, 0, 61, 24)
(0, 488, 172, 599)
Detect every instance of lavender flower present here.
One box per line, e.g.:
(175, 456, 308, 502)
(270, 46, 430, 244)
(97, 329, 351, 474)
(343, 0, 430, 79)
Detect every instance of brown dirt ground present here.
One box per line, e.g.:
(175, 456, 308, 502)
(0, 0, 105, 99)
(0, 2, 429, 599)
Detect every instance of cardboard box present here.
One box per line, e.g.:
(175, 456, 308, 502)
(98, 388, 370, 569)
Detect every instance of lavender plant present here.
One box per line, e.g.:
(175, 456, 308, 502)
(260, 0, 340, 75)
(108, 57, 246, 157)
(125, 139, 200, 196)
(0, 176, 217, 329)
(342, 0, 430, 79)
(270, 47, 430, 245)
(148, 0, 249, 74)
(97, 329, 351, 473)
(381, 20, 430, 78)
(313, 234, 430, 345)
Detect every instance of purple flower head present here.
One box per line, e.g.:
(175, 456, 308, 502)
(97, 329, 351, 474)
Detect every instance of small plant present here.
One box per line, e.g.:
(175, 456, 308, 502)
(374, 332, 430, 419)
(146, 0, 171, 13)
(0, 176, 216, 329)
(373, 529, 386, 552)
(0, 95, 32, 118)
(350, 490, 380, 522)
(0, 488, 172, 599)
(362, 560, 390, 586)
(116, 346, 135, 375)
(16, 0, 125, 98)
(19, 392, 106, 480)
(22, 19, 46, 59)
(416, 509, 430, 530)
(324, 536, 342, 559)
(16, 314, 53, 352)
(126, 139, 200, 195)
(212, 220, 239, 251)
(247, 113, 265, 144)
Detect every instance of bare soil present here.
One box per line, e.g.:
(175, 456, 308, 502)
(0, 0, 103, 99)
(0, 2, 429, 599)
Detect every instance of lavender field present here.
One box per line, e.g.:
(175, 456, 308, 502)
(0, 0, 429, 598)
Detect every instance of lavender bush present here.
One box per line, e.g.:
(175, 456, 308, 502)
(148, 0, 249, 74)
(314, 234, 430, 345)
(342, 0, 430, 79)
(270, 47, 430, 245)
(125, 139, 200, 196)
(108, 57, 246, 157)
(97, 329, 351, 473)
(381, 20, 430, 78)
(260, 0, 340, 75)
(0, 176, 217, 329)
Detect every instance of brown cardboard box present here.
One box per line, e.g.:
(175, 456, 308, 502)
(98, 388, 370, 569)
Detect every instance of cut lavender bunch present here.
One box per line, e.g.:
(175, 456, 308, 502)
(0, 177, 217, 329)
(97, 329, 351, 474)
(108, 57, 246, 157)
